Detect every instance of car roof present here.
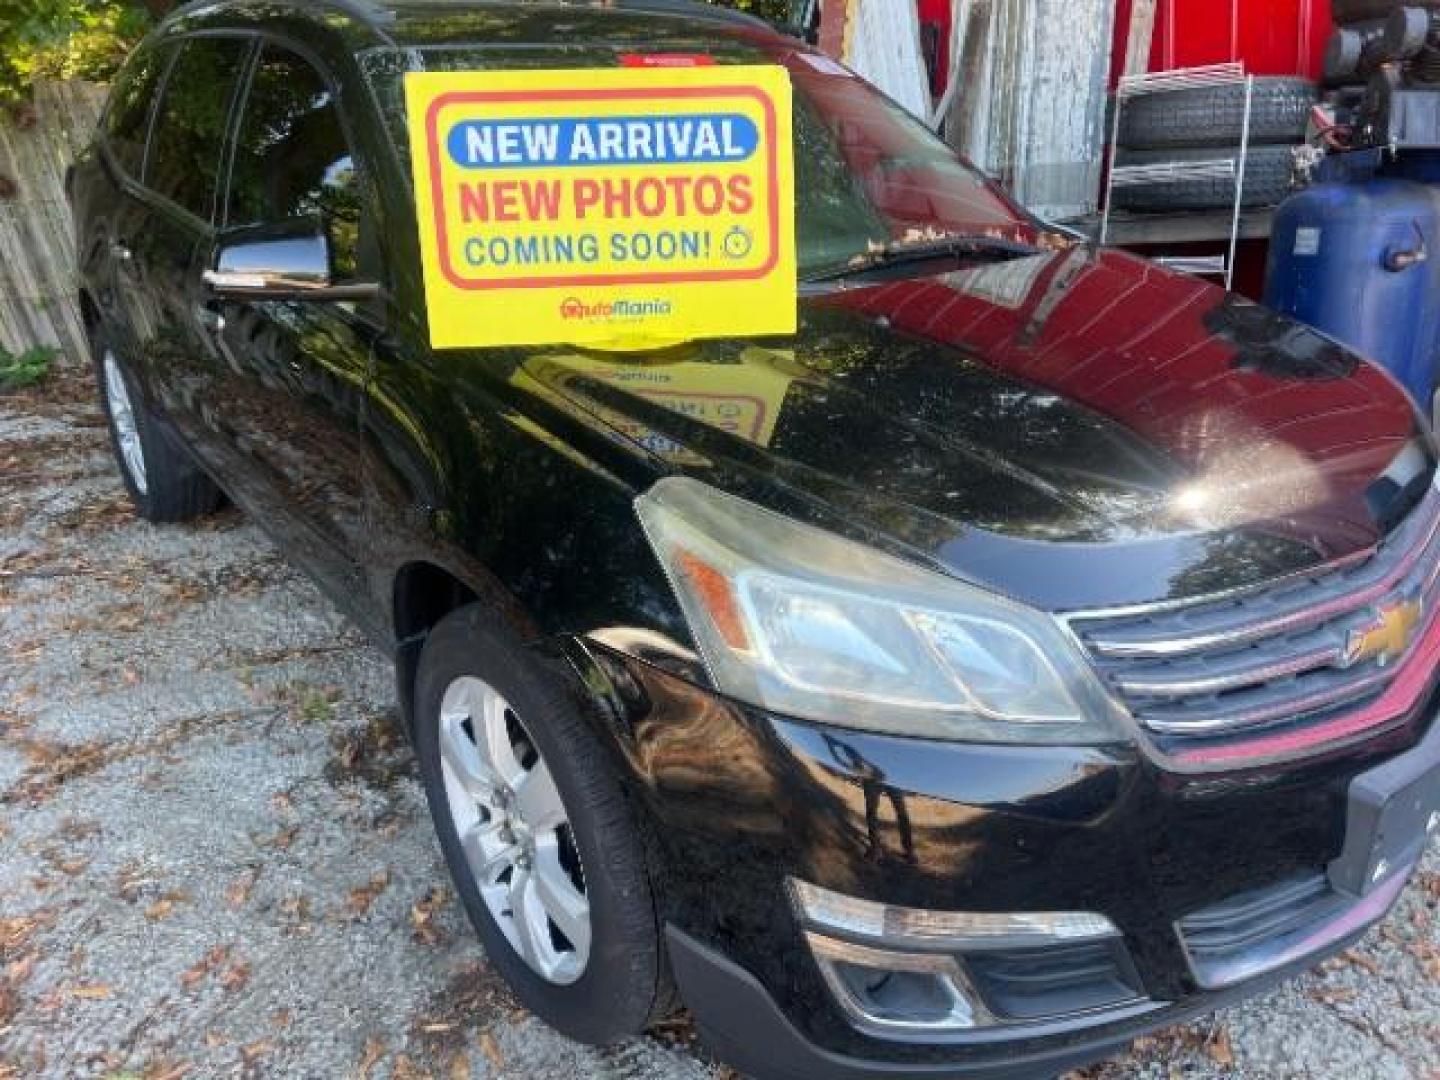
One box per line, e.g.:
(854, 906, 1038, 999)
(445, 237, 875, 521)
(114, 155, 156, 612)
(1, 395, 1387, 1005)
(160, 0, 789, 55)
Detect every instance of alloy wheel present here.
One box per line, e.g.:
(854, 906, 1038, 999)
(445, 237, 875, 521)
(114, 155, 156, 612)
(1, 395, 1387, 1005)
(102, 350, 148, 495)
(437, 675, 591, 985)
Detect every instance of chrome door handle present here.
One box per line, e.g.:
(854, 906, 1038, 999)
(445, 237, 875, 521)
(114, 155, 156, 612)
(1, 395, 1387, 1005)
(109, 241, 133, 262)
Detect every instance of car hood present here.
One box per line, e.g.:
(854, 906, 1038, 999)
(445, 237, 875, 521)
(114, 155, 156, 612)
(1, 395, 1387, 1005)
(515, 247, 1433, 611)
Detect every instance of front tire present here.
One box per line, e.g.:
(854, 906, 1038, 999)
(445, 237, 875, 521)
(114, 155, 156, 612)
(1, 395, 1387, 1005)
(413, 605, 673, 1043)
(93, 328, 223, 523)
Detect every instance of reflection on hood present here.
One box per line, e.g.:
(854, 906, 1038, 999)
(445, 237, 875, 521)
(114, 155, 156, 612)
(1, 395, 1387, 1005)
(509, 247, 1429, 607)
(831, 247, 1425, 550)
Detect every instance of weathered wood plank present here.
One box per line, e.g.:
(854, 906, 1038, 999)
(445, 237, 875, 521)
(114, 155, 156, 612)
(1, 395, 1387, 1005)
(0, 80, 106, 366)
(947, 0, 1116, 221)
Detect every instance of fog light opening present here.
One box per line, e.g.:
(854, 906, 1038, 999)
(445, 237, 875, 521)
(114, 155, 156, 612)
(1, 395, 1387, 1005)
(805, 932, 989, 1032)
(791, 879, 1150, 1035)
(832, 962, 975, 1028)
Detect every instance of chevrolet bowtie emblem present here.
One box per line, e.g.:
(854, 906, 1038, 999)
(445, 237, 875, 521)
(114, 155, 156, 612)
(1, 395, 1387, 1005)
(1343, 596, 1425, 668)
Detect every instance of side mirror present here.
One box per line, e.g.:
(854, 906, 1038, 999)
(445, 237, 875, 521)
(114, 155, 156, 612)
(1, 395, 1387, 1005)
(203, 221, 379, 302)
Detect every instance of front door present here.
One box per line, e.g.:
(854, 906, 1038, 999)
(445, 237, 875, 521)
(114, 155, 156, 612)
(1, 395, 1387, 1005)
(203, 41, 384, 632)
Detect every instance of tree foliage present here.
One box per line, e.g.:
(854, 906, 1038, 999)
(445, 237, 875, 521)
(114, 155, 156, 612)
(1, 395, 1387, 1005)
(0, 1, 172, 103)
(0, 0, 795, 104)
(709, 0, 794, 21)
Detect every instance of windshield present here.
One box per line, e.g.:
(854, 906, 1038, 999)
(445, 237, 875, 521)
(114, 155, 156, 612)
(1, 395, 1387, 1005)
(359, 42, 1034, 278)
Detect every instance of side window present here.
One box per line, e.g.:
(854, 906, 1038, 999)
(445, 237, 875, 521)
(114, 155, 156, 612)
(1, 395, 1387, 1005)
(144, 36, 251, 220)
(227, 46, 366, 280)
(103, 42, 172, 176)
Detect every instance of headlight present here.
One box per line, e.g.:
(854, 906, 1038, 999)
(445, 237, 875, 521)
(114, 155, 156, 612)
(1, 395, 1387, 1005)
(635, 477, 1125, 743)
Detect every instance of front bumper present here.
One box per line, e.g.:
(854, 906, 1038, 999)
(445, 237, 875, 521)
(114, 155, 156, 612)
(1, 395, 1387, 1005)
(665, 906, 1384, 1080)
(566, 639, 1438, 1078)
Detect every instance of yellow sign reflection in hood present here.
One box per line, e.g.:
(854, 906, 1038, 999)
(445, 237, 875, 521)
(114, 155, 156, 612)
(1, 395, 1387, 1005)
(519, 346, 801, 464)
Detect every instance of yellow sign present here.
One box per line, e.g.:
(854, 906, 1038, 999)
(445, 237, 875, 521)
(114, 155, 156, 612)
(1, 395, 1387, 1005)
(405, 66, 797, 350)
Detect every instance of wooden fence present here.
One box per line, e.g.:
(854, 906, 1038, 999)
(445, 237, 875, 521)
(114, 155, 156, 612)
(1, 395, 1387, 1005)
(0, 81, 107, 366)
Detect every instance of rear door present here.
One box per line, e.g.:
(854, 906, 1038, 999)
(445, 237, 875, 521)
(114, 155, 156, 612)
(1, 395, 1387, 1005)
(84, 37, 172, 366)
(118, 34, 254, 441)
(204, 40, 384, 630)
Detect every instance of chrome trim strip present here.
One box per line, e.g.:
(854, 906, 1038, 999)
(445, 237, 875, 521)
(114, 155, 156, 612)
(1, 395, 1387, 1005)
(789, 878, 1121, 950)
(1071, 486, 1440, 656)
(1128, 590, 1440, 734)
(1140, 667, 1391, 735)
(1080, 501, 1440, 660)
(1058, 545, 1379, 627)
(1059, 488, 1440, 740)
(1114, 642, 1343, 698)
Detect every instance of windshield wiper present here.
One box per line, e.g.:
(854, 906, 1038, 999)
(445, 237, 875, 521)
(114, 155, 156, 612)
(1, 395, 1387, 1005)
(802, 234, 1044, 286)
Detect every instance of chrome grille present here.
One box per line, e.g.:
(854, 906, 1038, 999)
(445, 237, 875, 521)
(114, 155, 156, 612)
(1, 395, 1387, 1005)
(1067, 492, 1440, 737)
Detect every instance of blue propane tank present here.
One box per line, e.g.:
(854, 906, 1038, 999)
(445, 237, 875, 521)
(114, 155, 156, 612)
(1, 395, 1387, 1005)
(1264, 178, 1440, 411)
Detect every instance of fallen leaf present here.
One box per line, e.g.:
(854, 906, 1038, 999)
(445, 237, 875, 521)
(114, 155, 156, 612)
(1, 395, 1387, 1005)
(447, 1051, 469, 1080)
(1205, 1025, 1234, 1066)
(345, 870, 391, 917)
(219, 961, 250, 993)
(278, 895, 312, 931)
(71, 982, 112, 999)
(239, 1039, 274, 1065)
(1341, 947, 1382, 976)
(356, 1036, 385, 1079)
(224, 868, 260, 908)
(410, 887, 448, 946)
(56, 818, 101, 842)
(1419, 871, 1440, 902)
(262, 826, 299, 852)
(145, 891, 189, 921)
(180, 945, 230, 989)
(116, 865, 159, 903)
(0, 911, 54, 957)
(478, 1029, 504, 1070)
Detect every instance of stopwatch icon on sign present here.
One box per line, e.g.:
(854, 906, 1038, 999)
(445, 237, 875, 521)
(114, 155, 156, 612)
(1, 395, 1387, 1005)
(722, 226, 754, 261)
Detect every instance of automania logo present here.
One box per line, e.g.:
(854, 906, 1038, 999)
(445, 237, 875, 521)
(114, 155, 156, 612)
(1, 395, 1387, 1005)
(559, 297, 674, 322)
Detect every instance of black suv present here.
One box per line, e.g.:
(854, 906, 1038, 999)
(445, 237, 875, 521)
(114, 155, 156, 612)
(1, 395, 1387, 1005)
(69, 2, 1440, 1078)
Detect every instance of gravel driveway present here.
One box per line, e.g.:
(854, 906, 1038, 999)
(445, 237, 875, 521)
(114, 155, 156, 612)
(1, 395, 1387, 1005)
(2, 365, 1438, 1079)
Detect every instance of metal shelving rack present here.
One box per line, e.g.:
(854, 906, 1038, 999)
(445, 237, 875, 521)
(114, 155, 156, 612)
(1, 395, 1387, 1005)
(1100, 62, 1255, 290)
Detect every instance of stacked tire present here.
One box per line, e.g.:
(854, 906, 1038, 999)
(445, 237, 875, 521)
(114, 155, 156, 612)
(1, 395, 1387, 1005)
(1112, 77, 1317, 211)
